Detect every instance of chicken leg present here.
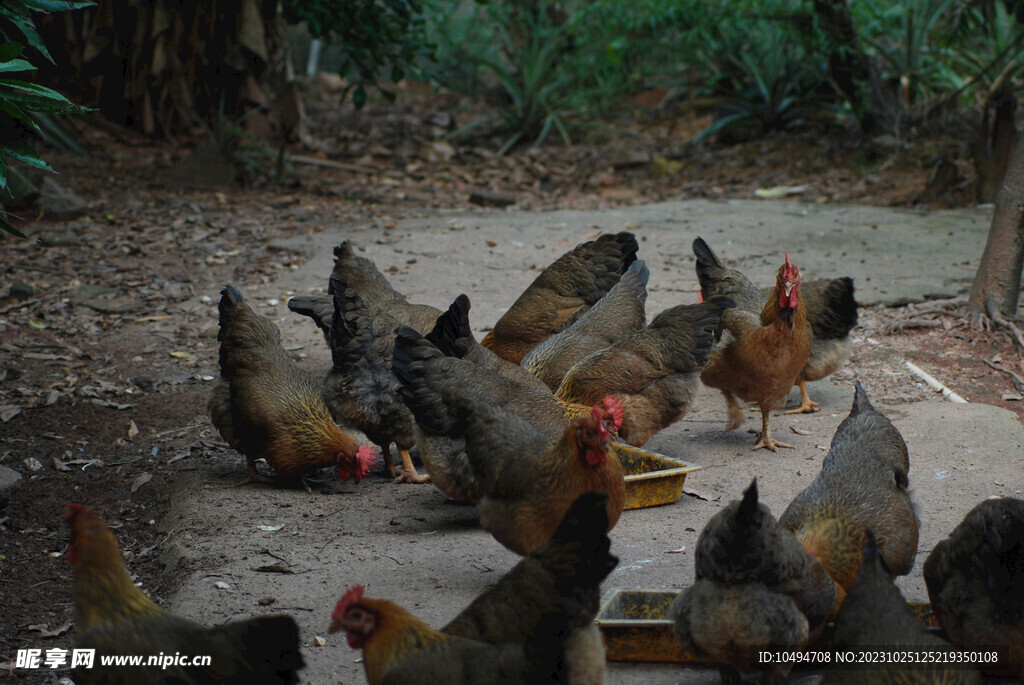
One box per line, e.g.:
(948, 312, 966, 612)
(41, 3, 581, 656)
(753, 407, 791, 451)
(235, 459, 275, 487)
(723, 392, 746, 431)
(785, 380, 820, 414)
(394, 448, 430, 484)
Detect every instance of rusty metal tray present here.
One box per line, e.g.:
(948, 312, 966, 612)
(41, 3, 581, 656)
(597, 588, 939, 664)
(616, 444, 701, 511)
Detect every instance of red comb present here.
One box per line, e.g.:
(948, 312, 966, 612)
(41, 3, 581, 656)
(591, 405, 610, 441)
(64, 503, 87, 522)
(603, 396, 623, 430)
(332, 585, 366, 621)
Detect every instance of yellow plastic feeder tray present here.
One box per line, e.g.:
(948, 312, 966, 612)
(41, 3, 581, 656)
(615, 444, 701, 511)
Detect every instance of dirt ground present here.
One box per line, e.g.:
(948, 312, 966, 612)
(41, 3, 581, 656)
(2, 90, 1024, 684)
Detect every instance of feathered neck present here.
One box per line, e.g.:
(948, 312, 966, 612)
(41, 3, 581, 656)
(66, 505, 162, 631)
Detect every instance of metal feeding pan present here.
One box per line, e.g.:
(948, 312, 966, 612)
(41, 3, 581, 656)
(615, 444, 701, 511)
(596, 588, 940, 664)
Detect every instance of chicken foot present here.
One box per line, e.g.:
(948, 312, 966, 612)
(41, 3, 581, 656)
(753, 408, 791, 452)
(723, 392, 746, 431)
(394, 448, 431, 484)
(784, 380, 820, 414)
(235, 460, 275, 488)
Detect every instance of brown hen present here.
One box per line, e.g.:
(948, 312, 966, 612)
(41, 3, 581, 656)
(67, 504, 304, 685)
(207, 285, 374, 490)
(481, 231, 638, 363)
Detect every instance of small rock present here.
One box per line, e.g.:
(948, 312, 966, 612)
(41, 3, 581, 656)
(132, 375, 155, 391)
(40, 177, 88, 218)
(469, 188, 517, 207)
(8, 282, 33, 300)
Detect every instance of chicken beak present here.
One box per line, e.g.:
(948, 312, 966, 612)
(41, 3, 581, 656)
(782, 281, 794, 298)
(329, 619, 343, 634)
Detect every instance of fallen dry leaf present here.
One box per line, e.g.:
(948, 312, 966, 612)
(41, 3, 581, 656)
(130, 472, 153, 493)
(127, 420, 139, 438)
(789, 425, 810, 435)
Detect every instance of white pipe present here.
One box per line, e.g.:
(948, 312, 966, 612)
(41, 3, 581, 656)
(905, 361, 968, 403)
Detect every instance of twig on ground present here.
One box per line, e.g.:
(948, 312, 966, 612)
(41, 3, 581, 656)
(986, 300, 1024, 351)
(880, 318, 944, 334)
(905, 361, 969, 403)
(983, 358, 1024, 393)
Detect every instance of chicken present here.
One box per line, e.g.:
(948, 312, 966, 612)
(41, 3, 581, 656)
(207, 285, 375, 491)
(823, 532, 981, 685)
(329, 585, 567, 685)
(66, 504, 304, 684)
(554, 296, 733, 447)
(779, 382, 919, 614)
(671, 480, 836, 684)
(759, 277, 858, 414)
(319, 275, 428, 483)
(521, 259, 649, 391)
(444, 491, 619, 685)
(924, 497, 1024, 679)
(693, 236, 812, 451)
(392, 325, 569, 502)
(424, 293, 551, 392)
(461, 396, 626, 555)
(481, 231, 639, 363)
(287, 240, 441, 341)
(395, 351, 626, 554)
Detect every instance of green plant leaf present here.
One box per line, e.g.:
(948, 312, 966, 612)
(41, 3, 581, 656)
(0, 59, 34, 73)
(17, 0, 95, 11)
(0, 213, 28, 239)
(0, 143, 6, 188)
(352, 84, 367, 109)
(4, 137, 52, 171)
(0, 98, 42, 132)
(0, 6, 53, 63)
(0, 42, 24, 62)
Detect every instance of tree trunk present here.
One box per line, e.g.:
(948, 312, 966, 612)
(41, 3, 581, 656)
(812, 0, 900, 134)
(974, 85, 1017, 203)
(968, 133, 1024, 319)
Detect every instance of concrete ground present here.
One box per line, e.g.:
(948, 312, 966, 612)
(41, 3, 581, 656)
(163, 199, 1021, 684)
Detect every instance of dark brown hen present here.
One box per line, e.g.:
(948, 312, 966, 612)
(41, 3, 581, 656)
(823, 532, 980, 685)
(554, 295, 732, 446)
(444, 491, 619, 685)
(672, 480, 835, 684)
(924, 497, 1024, 679)
(779, 382, 919, 615)
(481, 231, 639, 363)
(522, 258, 649, 391)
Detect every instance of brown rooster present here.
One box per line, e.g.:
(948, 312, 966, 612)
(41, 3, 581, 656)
(924, 497, 1024, 679)
(287, 240, 441, 341)
(444, 491, 619, 685)
(392, 325, 568, 503)
(482, 231, 639, 363)
(207, 285, 375, 491)
(760, 277, 858, 414)
(554, 295, 733, 446)
(779, 382, 919, 615)
(671, 480, 836, 684)
(67, 504, 304, 684)
(823, 532, 981, 685)
(521, 259, 649, 391)
(693, 237, 812, 451)
(329, 585, 567, 685)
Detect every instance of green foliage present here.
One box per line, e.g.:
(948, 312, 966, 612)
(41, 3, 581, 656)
(282, 0, 433, 108)
(0, 0, 91, 237)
